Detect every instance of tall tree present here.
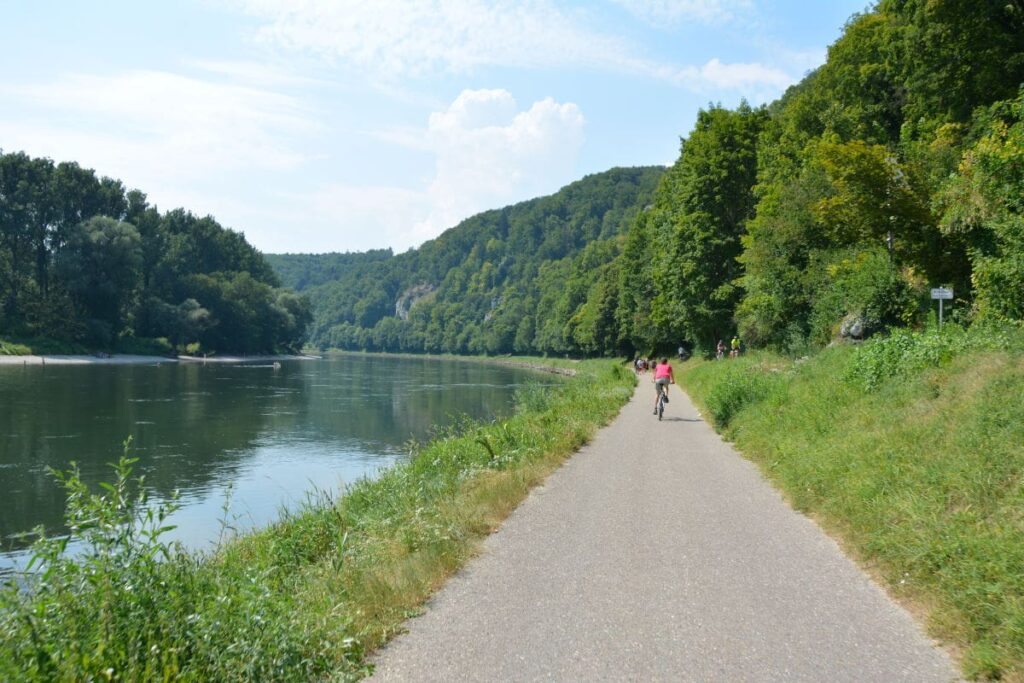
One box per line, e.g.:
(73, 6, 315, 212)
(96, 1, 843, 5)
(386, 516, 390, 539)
(649, 104, 768, 351)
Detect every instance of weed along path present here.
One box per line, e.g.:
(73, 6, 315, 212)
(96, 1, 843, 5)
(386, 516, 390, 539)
(371, 385, 959, 682)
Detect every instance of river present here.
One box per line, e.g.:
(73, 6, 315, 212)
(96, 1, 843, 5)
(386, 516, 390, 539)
(0, 355, 543, 571)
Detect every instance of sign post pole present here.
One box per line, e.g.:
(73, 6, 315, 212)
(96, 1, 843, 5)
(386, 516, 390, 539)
(931, 288, 953, 331)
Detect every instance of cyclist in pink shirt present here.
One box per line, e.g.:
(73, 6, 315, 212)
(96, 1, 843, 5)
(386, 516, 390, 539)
(652, 357, 674, 413)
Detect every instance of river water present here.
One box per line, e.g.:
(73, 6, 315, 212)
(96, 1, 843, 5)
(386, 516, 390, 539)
(0, 355, 542, 571)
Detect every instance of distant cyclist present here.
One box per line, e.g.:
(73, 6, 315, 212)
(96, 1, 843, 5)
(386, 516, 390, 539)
(716, 339, 727, 360)
(730, 335, 741, 358)
(652, 357, 675, 414)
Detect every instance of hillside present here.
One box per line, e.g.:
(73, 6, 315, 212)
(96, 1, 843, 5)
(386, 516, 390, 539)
(268, 166, 664, 356)
(272, 2, 1024, 360)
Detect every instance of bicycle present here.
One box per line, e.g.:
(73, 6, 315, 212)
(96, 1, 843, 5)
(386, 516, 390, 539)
(655, 383, 669, 420)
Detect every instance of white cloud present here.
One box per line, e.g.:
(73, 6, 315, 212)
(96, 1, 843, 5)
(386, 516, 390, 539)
(231, 0, 630, 77)
(671, 57, 793, 92)
(609, 0, 752, 26)
(259, 89, 586, 253)
(227, 0, 798, 96)
(183, 59, 326, 88)
(233, 184, 432, 253)
(0, 69, 316, 191)
(417, 89, 585, 245)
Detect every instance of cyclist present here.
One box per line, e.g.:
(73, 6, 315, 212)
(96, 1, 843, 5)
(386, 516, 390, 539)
(716, 339, 726, 360)
(652, 357, 675, 414)
(730, 335, 741, 358)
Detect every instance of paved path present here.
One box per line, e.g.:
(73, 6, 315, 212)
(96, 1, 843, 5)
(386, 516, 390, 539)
(372, 384, 959, 682)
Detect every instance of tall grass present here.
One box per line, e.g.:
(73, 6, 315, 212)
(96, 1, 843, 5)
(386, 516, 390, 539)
(0, 360, 635, 681)
(680, 327, 1024, 681)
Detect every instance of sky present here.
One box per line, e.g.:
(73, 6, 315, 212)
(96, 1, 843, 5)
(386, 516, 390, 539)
(0, 0, 867, 255)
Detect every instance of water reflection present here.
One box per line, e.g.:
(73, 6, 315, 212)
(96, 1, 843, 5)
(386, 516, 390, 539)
(0, 356, 541, 565)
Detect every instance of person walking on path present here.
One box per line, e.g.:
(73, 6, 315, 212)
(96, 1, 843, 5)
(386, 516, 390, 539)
(652, 356, 674, 414)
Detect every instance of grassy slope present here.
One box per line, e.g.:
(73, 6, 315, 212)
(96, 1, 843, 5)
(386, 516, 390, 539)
(1, 358, 635, 681)
(678, 342, 1024, 681)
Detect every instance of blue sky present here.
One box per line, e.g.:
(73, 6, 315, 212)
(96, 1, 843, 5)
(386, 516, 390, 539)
(1, 0, 867, 254)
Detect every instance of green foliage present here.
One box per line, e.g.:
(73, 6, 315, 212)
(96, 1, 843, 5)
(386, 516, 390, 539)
(640, 104, 768, 353)
(805, 247, 920, 345)
(845, 323, 1024, 390)
(0, 338, 32, 355)
(0, 447, 333, 681)
(264, 250, 394, 292)
(262, 1, 1023, 360)
(0, 151, 309, 354)
(937, 92, 1024, 321)
(58, 216, 143, 339)
(730, 2, 1024, 350)
(270, 168, 663, 357)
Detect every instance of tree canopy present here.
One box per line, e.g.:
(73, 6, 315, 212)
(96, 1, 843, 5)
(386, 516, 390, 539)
(0, 152, 309, 353)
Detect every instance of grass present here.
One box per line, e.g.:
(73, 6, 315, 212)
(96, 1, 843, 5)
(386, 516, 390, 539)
(0, 334, 175, 357)
(678, 325, 1024, 681)
(0, 358, 635, 681)
(0, 339, 33, 355)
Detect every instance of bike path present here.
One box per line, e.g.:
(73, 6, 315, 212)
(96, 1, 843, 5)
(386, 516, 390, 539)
(371, 383, 959, 682)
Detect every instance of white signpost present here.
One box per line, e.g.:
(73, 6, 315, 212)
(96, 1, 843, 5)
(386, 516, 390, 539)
(931, 287, 953, 329)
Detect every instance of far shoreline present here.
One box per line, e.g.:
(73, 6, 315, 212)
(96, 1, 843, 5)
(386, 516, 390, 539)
(0, 353, 321, 366)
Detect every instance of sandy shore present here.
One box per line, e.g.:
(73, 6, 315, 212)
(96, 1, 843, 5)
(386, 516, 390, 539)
(0, 354, 173, 366)
(0, 354, 321, 366)
(176, 354, 321, 363)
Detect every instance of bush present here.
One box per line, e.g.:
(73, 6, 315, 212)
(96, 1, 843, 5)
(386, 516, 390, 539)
(0, 446, 334, 681)
(807, 247, 921, 346)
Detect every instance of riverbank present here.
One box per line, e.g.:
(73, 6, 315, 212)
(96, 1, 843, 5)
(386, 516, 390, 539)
(677, 326, 1024, 681)
(0, 358, 635, 681)
(321, 348, 579, 376)
(0, 353, 320, 366)
(176, 354, 321, 364)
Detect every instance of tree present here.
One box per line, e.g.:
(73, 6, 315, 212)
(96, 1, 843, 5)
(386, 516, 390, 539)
(648, 104, 768, 352)
(937, 93, 1024, 320)
(57, 217, 143, 341)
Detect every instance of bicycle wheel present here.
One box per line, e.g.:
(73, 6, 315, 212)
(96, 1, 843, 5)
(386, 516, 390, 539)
(657, 394, 664, 420)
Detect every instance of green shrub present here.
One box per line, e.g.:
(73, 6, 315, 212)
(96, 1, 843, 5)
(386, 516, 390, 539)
(0, 339, 32, 355)
(0, 447, 332, 681)
(806, 247, 921, 346)
(115, 335, 174, 356)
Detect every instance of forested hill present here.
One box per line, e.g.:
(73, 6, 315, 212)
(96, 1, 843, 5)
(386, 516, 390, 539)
(0, 151, 310, 354)
(267, 166, 663, 355)
(281, 1, 1024, 360)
